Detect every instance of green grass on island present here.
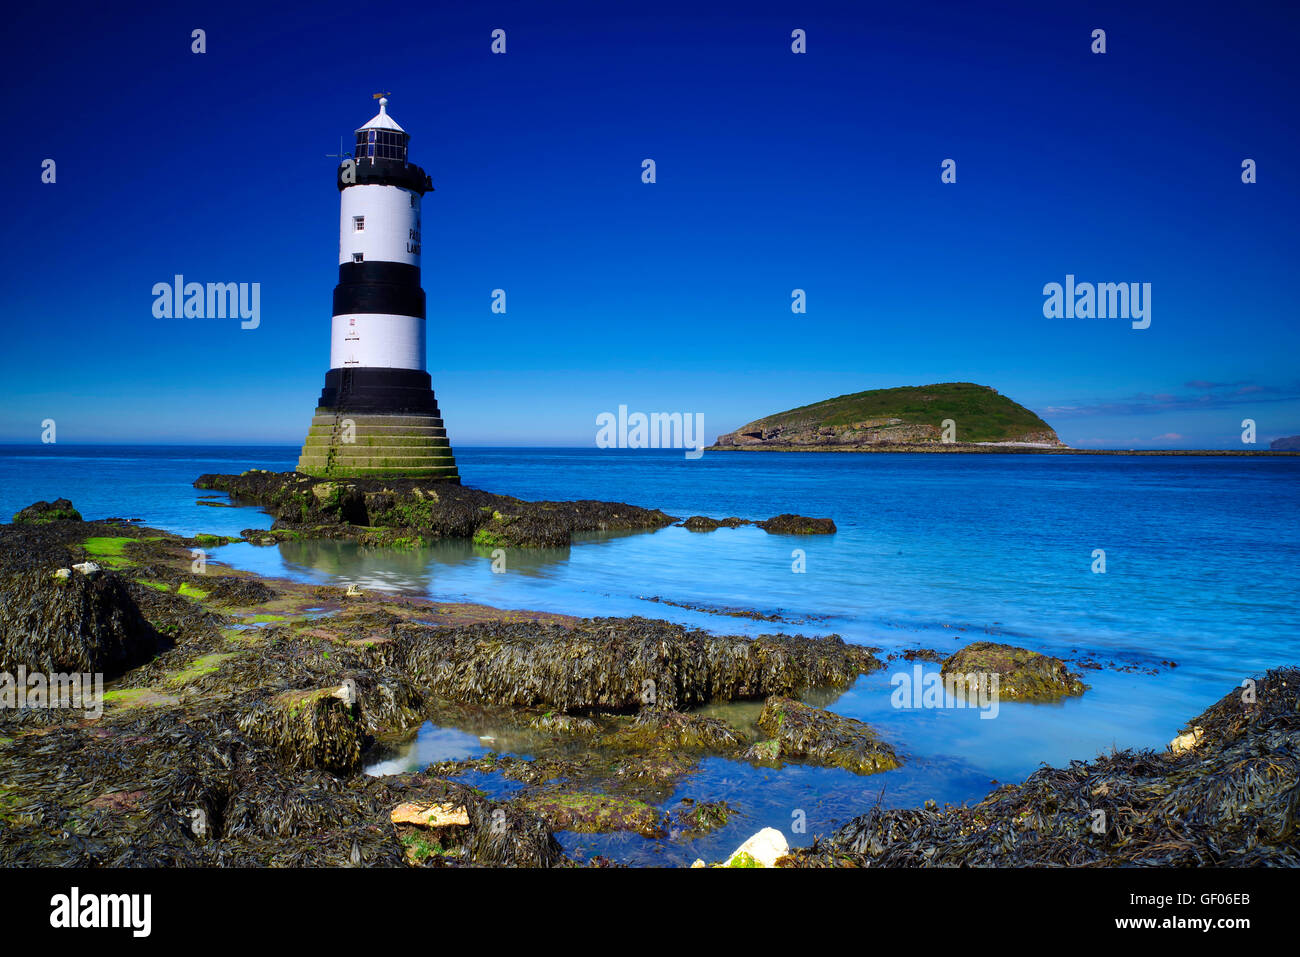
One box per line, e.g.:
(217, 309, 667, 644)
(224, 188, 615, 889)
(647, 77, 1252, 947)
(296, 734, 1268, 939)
(723, 382, 1056, 444)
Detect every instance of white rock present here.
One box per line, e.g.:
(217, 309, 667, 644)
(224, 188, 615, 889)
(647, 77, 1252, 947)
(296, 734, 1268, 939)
(723, 827, 789, 868)
(390, 802, 470, 828)
(52, 568, 71, 579)
(331, 680, 357, 708)
(71, 562, 101, 578)
(1168, 726, 1204, 754)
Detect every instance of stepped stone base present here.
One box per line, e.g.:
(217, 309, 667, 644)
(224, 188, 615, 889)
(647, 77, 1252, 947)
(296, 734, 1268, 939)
(296, 409, 460, 480)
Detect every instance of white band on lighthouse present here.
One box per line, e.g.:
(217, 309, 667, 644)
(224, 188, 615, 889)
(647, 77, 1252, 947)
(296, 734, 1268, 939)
(339, 185, 421, 266)
(330, 313, 426, 371)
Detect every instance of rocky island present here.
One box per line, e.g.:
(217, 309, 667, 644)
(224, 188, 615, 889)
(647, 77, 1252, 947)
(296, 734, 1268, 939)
(710, 382, 1065, 451)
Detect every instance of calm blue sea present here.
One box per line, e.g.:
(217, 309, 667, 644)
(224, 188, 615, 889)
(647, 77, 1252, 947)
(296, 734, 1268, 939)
(3, 444, 1298, 863)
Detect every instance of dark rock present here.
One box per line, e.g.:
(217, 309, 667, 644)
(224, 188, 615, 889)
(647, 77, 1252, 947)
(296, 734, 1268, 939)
(0, 568, 167, 676)
(678, 514, 837, 534)
(757, 514, 837, 535)
(680, 516, 751, 532)
(196, 575, 279, 606)
(890, 648, 945, 663)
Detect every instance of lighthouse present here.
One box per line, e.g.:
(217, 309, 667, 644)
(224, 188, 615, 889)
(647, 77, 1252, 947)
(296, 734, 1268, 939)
(296, 96, 460, 481)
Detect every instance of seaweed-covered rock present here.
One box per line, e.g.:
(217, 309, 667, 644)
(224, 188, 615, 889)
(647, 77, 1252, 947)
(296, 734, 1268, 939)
(677, 514, 837, 535)
(12, 499, 83, 525)
(0, 567, 166, 676)
(528, 712, 600, 735)
(679, 516, 751, 532)
(238, 686, 367, 774)
(606, 709, 745, 751)
(0, 684, 564, 868)
(515, 791, 665, 837)
(744, 696, 900, 775)
(396, 618, 881, 712)
(757, 514, 836, 535)
(667, 799, 735, 838)
(195, 471, 677, 548)
(192, 575, 278, 607)
(789, 667, 1300, 867)
(941, 641, 1086, 702)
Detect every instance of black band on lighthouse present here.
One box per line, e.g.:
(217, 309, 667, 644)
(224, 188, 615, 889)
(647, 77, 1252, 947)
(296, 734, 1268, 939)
(337, 262, 421, 287)
(333, 283, 426, 319)
(317, 367, 442, 415)
(338, 159, 433, 195)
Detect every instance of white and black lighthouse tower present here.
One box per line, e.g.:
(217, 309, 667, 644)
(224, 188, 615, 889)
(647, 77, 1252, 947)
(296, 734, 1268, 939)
(297, 96, 459, 480)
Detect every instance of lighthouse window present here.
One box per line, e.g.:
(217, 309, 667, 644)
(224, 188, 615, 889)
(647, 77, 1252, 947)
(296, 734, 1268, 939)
(353, 129, 408, 162)
(352, 253, 364, 263)
(353, 216, 365, 232)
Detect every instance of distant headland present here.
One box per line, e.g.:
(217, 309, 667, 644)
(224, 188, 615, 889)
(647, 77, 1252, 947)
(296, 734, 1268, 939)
(708, 382, 1300, 455)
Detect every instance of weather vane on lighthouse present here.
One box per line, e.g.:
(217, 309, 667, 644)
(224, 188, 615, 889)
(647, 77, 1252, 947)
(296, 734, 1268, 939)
(296, 94, 460, 481)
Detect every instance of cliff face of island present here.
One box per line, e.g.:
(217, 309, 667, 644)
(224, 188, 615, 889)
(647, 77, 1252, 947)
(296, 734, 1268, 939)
(709, 382, 1065, 451)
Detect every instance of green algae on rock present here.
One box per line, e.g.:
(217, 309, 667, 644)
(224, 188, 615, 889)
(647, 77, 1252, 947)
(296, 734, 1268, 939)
(744, 696, 900, 775)
(941, 641, 1087, 702)
(668, 798, 735, 838)
(12, 498, 83, 525)
(516, 791, 665, 837)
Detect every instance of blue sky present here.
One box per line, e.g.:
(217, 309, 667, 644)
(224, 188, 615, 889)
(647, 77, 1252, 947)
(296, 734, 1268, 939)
(2, 0, 1297, 448)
